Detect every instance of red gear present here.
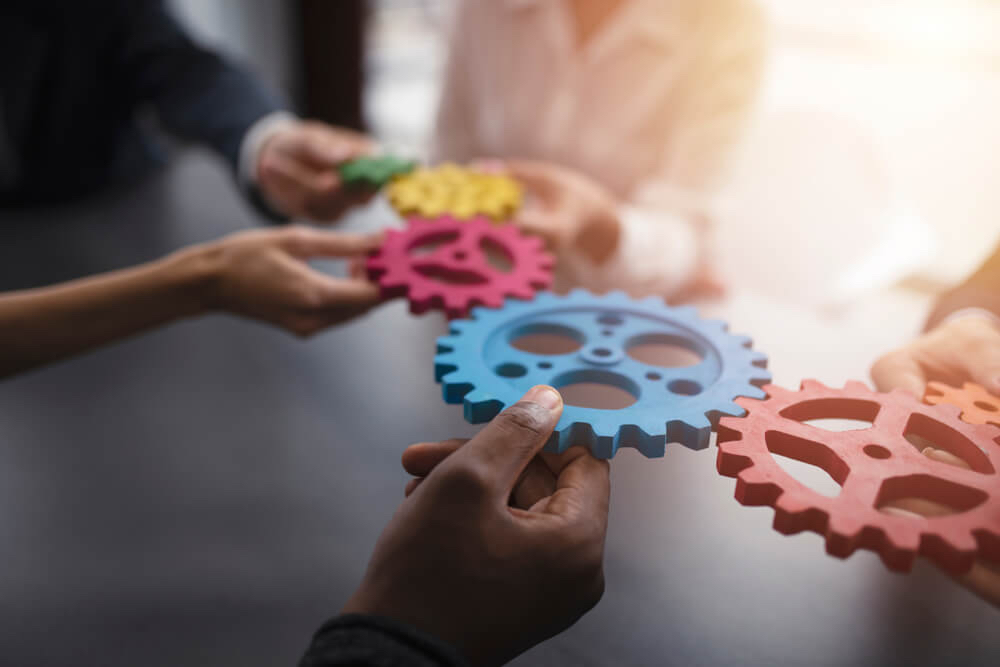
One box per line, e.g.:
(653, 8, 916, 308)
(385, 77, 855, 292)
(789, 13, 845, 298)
(926, 382, 1000, 427)
(716, 380, 1000, 574)
(366, 215, 553, 319)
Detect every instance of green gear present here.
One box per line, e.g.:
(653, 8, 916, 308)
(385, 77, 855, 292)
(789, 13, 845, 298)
(338, 155, 417, 189)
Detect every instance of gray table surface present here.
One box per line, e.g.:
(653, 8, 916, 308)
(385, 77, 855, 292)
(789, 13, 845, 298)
(0, 152, 995, 667)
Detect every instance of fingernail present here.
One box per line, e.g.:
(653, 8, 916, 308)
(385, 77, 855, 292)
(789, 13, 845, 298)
(524, 385, 561, 411)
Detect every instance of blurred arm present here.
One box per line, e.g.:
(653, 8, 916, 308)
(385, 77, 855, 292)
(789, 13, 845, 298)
(114, 1, 286, 201)
(0, 250, 209, 379)
(925, 243, 1000, 330)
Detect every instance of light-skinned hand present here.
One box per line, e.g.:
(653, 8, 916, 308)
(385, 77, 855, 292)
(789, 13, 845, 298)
(871, 316, 1000, 397)
(257, 120, 375, 220)
(178, 226, 383, 337)
(500, 159, 621, 264)
(343, 386, 611, 667)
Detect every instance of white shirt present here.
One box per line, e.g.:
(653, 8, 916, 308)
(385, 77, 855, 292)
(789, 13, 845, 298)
(434, 0, 766, 296)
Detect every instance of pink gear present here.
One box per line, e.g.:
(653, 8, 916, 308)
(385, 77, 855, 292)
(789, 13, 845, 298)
(366, 215, 554, 319)
(716, 380, 1000, 574)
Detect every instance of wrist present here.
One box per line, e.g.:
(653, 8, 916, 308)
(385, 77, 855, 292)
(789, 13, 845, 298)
(157, 243, 227, 318)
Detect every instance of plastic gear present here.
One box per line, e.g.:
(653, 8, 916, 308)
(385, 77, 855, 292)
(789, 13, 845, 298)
(434, 290, 771, 459)
(339, 155, 416, 189)
(366, 215, 553, 319)
(387, 163, 522, 221)
(926, 382, 1000, 427)
(716, 380, 1000, 574)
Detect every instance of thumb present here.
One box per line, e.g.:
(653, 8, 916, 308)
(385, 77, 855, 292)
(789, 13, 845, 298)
(871, 349, 927, 397)
(442, 386, 563, 498)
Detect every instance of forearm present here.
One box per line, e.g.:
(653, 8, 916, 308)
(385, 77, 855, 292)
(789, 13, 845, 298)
(0, 247, 215, 378)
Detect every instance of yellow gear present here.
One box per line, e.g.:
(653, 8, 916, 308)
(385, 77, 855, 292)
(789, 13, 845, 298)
(387, 163, 522, 222)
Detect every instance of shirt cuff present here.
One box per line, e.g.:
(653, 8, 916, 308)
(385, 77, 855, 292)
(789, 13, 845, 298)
(299, 614, 468, 667)
(555, 204, 699, 297)
(239, 111, 299, 187)
(238, 111, 298, 220)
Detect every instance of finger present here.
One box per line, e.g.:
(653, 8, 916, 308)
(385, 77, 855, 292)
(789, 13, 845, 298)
(501, 159, 564, 202)
(922, 447, 972, 470)
(405, 477, 424, 497)
(260, 151, 339, 207)
(402, 439, 468, 477)
(958, 343, 1000, 397)
(280, 227, 383, 258)
(510, 457, 557, 510)
(541, 446, 611, 523)
(287, 125, 373, 168)
(870, 349, 926, 397)
(440, 385, 563, 498)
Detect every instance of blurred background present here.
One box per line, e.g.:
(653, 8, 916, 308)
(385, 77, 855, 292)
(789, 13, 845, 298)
(172, 0, 998, 309)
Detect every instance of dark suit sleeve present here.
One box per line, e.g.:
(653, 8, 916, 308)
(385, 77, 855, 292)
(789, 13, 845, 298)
(926, 243, 1000, 330)
(113, 0, 285, 175)
(299, 615, 468, 667)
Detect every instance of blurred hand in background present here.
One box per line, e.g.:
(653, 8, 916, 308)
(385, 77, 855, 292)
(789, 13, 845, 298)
(871, 316, 1000, 398)
(257, 121, 377, 221)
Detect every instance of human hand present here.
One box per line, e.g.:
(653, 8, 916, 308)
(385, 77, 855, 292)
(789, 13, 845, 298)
(343, 386, 611, 667)
(501, 159, 621, 264)
(871, 316, 1000, 397)
(257, 120, 375, 221)
(181, 226, 383, 337)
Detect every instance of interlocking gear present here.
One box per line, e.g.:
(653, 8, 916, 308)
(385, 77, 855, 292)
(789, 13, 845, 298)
(366, 216, 553, 319)
(435, 290, 771, 459)
(387, 163, 522, 221)
(926, 382, 1000, 427)
(716, 380, 1000, 574)
(339, 155, 416, 189)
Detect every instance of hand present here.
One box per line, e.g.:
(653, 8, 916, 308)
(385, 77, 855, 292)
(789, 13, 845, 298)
(873, 315, 1000, 606)
(181, 226, 383, 337)
(501, 159, 621, 264)
(871, 316, 1000, 397)
(257, 120, 375, 221)
(343, 386, 611, 667)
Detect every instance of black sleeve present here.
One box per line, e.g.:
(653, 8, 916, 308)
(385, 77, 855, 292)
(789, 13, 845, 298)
(113, 0, 286, 174)
(299, 615, 468, 667)
(926, 243, 1000, 330)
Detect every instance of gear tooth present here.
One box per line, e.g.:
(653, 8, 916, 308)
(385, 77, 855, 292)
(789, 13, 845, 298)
(464, 393, 505, 423)
(566, 288, 592, 302)
(843, 380, 871, 393)
(825, 514, 863, 559)
(799, 379, 828, 392)
(440, 378, 473, 404)
(557, 422, 597, 456)
(731, 334, 753, 348)
(638, 294, 665, 308)
(667, 416, 711, 450)
(669, 304, 698, 321)
(738, 384, 768, 401)
(602, 289, 630, 303)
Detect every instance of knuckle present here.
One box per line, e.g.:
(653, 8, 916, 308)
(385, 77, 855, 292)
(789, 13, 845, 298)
(440, 462, 491, 498)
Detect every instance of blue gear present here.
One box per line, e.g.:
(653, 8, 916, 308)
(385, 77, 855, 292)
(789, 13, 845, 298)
(434, 290, 772, 459)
